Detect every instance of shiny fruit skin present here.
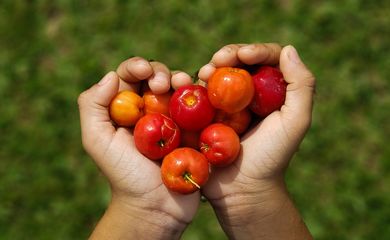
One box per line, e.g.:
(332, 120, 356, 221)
(213, 108, 252, 135)
(161, 147, 209, 194)
(143, 90, 172, 116)
(199, 123, 240, 167)
(169, 85, 215, 131)
(134, 113, 180, 160)
(109, 90, 144, 127)
(207, 67, 254, 114)
(250, 66, 287, 118)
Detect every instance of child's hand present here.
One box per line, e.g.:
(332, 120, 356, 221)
(199, 43, 315, 239)
(115, 57, 193, 94)
(78, 57, 194, 240)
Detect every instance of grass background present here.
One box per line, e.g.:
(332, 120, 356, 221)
(0, 0, 389, 239)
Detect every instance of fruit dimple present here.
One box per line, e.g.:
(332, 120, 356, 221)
(184, 95, 197, 106)
(180, 90, 198, 107)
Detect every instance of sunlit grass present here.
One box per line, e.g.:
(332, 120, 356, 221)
(0, 1, 389, 239)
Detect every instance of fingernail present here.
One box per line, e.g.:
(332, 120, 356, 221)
(98, 71, 114, 86)
(217, 46, 232, 55)
(287, 45, 302, 64)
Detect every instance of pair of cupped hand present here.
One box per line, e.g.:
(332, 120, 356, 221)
(78, 43, 316, 227)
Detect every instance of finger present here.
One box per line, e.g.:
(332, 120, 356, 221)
(78, 71, 120, 158)
(118, 81, 141, 93)
(116, 57, 154, 83)
(198, 63, 216, 82)
(279, 45, 316, 135)
(147, 61, 171, 94)
(171, 71, 193, 90)
(116, 57, 153, 93)
(198, 43, 250, 82)
(210, 44, 245, 67)
(237, 43, 282, 65)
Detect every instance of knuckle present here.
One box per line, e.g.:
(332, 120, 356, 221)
(77, 91, 90, 108)
(265, 44, 280, 59)
(303, 72, 316, 93)
(222, 44, 238, 53)
(150, 61, 169, 72)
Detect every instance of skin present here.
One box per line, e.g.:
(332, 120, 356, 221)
(78, 43, 315, 239)
(199, 43, 315, 239)
(78, 59, 196, 239)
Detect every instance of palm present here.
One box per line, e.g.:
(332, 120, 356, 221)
(96, 127, 201, 222)
(202, 111, 295, 200)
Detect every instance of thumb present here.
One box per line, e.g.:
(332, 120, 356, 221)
(279, 45, 316, 137)
(78, 71, 120, 157)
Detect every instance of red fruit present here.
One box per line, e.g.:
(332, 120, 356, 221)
(134, 113, 180, 160)
(250, 66, 287, 118)
(199, 123, 240, 167)
(143, 89, 172, 116)
(207, 67, 254, 113)
(169, 85, 215, 131)
(161, 147, 209, 194)
(213, 108, 252, 135)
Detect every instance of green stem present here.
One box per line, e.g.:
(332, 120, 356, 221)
(183, 172, 200, 189)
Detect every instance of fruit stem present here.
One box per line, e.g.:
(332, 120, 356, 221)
(183, 172, 200, 189)
(192, 70, 200, 83)
(200, 143, 209, 152)
(158, 139, 165, 148)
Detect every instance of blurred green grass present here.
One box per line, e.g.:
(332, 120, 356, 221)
(0, 0, 389, 239)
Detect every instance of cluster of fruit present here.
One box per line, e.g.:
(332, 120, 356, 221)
(109, 65, 287, 194)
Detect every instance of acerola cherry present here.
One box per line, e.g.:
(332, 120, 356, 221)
(143, 89, 172, 116)
(134, 113, 180, 160)
(199, 123, 240, 167)
(213, 108, 252, 135)
(207, 67, 254, 114)
(250, 66, 287, 118)
(169, 85, 215, 131)
(161, 147, 209, 194)
(109, 90, 144, 127)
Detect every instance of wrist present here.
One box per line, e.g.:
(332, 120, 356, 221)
(210, 177, 312, 239)
(211, 177, 288, 222)
(90, 194, 187, 240)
